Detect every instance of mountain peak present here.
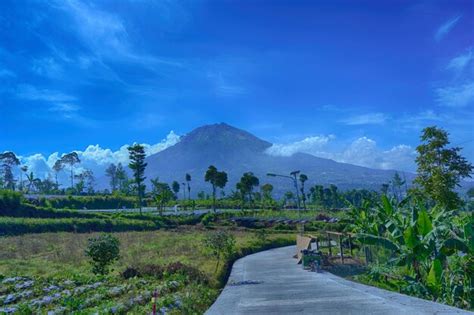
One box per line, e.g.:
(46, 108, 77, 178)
(179, 123, 272, 153)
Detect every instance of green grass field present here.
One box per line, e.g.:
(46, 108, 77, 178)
(0, 228, 294, 314)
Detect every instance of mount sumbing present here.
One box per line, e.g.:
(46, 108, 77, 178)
(144, 123, 410, 196)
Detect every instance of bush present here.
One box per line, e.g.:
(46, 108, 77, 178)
(85, 234, 120, 275)
(0, 217, 159, 236)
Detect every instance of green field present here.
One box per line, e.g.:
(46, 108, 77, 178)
(0, 228, 294, 314)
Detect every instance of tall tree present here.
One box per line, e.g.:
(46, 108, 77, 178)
(20, 165, 28, 192)
(237, 172, 260, 206)
(414, 126, 473, 209)
(205, 165, 228, 212)
(60, 152, 81, 190)
(105, 164, 118, 193)
(299, 174, 308, 210)
(0, 151, 20, 190)
(128, 144, 147, 214)
(171, 180, 180, 199)
(52, 159, 64, 189)
(151, 178, 173, 214)
(185, 173, 192, 200)
(115, 163, 129, 194)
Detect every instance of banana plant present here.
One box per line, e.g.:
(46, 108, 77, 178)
(352, 196, 472, 307)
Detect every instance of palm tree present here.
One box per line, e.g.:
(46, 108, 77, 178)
(20, 165, 28, 192)
(185, 173, 191, 200)
(26, 171, 40, 193)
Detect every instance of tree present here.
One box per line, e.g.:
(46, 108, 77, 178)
(0, 151, 20, 190)
(185, 173, 192, 200)
(414, 126, 473, 209)
(205, 165, 228, 212)
(128, 144, 147, 214)
(237, 172, 259, 206)
(203, 230, 235, 272)
(151, 178, 173, 214)
(60, 152, 81, 190)
(26, 171, 40, 193)
(391, 172, 406, 202)
(261, 183, 274, 209)
(85, 234, 120, 275)
(284, 191, 295, 207)
(115, 163, 129, 194)
(299, 174, 308, 210)
(20, 165, 28, 192)
(105, 164, 118, 192)
(172, 180, 180, 199)
(52, 159, 64, 188)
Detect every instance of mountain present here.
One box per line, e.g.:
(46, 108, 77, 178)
(144, 123, 412, 196)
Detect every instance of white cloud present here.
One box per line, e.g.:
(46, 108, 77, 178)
(447, 48, 473, 73)
(18, 131, 181, 186)
(16, 84, 76, 102)
(265, 135, 335, 157)
(435, 15, 461, 42)
(266, 135, 416, 172)
(340, 113, 388, 125)
(436, 81, 474, 107)
(57, 0, 182, 69)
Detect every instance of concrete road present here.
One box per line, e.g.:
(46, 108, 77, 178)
(206, 246, 472, 315)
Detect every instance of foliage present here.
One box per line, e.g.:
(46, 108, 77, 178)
(205, 165, 228, 212)
(0, 216, 159, 235)
(348, 195, 473, 309)
(0, 229, 294, 313)
(59, 152, 81, 189)
(414, 126, 473, 209)
(236, 172, 259, 206)
(85, 234, 120, 275)
(128, 144, 147, 214)
(203, 230, 236, 272)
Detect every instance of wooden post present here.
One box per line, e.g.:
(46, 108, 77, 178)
(348, 234, 353, 257)
(327, 233, 332, 256)
(339, 235, 344, 264)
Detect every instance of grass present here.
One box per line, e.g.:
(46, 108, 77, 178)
(0, 227, 294, 314)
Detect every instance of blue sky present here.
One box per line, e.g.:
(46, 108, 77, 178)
(0, 0, 473, 175)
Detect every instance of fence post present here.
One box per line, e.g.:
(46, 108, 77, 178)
(339, 234, 344, 264)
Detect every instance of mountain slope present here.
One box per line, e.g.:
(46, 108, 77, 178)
(145, 123, 411, 196)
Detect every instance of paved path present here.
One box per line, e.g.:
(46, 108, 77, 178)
(206, 246, 472, 315)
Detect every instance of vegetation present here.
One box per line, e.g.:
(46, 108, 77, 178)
(204, 165, 228, 212)
(85, 234, 121, 275)
(0, 229, 294, 314)
(346, 126, 473, 310)
(128, 144, 147, 214)
(413, 126, 473, 209)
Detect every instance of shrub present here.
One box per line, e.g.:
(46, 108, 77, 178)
(85, 234, 120, 275)
(0, 217, 159, 235)
(203, 230, 236, 272)
(122, 267, 141, 279)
